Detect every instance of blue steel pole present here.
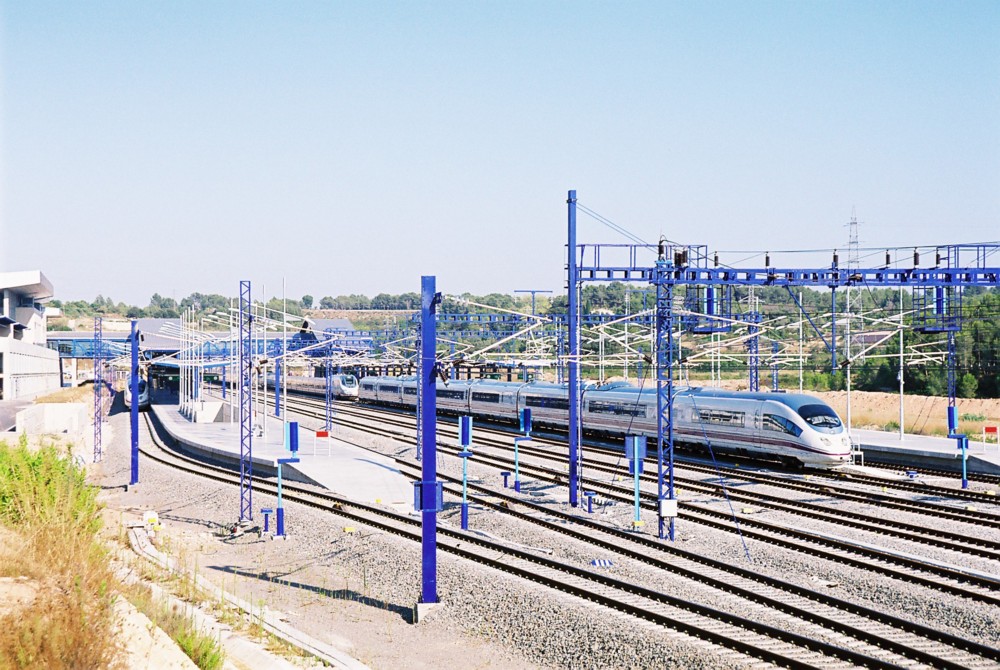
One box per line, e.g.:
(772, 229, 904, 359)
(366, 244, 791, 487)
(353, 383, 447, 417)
(275, 358, 282, 418)
(129, 321, 139, 485)
(567, 189, 580, 507)
(419, 275, 439, 605)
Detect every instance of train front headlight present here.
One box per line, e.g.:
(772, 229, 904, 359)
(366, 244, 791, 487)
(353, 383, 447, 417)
(819, 437, 831, 446)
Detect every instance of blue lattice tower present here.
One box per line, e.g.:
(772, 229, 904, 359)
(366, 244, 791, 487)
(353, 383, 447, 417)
(746, 312, 761, 392)
(771, 340, 780, 391)
(913, 261, 963, 412)
(239, 280, 253, 522)
(653, 259, 676, 541)
(324, 352, 334, 431)
(92, 316, 103, 462)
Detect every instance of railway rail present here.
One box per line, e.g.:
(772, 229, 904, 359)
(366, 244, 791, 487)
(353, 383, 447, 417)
(140, 410, 1000, 670)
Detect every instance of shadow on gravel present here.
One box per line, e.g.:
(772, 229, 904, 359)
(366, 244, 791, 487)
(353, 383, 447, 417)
(209, 565, 414, 623)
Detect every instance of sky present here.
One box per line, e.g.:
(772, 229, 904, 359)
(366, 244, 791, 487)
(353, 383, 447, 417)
(1, 1, 998, 306)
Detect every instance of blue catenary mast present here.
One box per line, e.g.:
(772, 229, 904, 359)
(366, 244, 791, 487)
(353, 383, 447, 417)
(239, 281, 254, 522)
(567, 189, 580, 507)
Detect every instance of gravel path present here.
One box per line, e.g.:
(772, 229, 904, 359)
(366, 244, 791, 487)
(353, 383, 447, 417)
(92, 400, 1000, 669)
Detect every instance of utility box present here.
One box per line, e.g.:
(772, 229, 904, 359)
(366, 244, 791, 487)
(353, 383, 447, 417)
(413, 481, 444, 513)
(659, 498, 678, 518)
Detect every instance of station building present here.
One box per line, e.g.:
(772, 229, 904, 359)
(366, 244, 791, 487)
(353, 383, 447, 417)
(0, 271, 60, 400)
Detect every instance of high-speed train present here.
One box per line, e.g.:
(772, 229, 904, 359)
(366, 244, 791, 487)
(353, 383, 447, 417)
(123, 377, 150, 410)
(358, 377, 852, 469)
(265, 373, 359, 401)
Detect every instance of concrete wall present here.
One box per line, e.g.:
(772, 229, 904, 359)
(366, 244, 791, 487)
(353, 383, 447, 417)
(15, 403, 89, 435)
(1, 338, 61, 400)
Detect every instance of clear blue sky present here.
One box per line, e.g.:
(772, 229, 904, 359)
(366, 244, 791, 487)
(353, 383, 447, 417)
(2, 1, 998, 305)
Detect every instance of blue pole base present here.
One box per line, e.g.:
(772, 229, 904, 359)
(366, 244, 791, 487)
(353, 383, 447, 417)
(276, 507, 285, 536)
(514, 480, 521, 493)
(461, 502, 469, 530)
(501, 472, 510, 488)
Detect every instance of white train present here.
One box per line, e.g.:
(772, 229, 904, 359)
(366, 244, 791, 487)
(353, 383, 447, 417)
(123, 377, 150, 410)
(358, 376, 852, 469)
(266, 373, 359, 401)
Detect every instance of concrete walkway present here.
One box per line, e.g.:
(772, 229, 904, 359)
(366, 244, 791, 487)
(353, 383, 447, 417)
(150, 402, 413, 512)
(853, 428, 1000, 475)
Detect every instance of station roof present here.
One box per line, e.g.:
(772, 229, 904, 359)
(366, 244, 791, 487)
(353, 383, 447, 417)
(0, 270, 54, 301)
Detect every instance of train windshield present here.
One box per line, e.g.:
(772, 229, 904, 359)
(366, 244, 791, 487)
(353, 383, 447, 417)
(339, 375, 357, 387)
(797, 404, 842, 429)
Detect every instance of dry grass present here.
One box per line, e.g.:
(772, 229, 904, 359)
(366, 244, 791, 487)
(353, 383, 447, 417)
(0, 436, 122, 669)
(32, 385, 94, 405)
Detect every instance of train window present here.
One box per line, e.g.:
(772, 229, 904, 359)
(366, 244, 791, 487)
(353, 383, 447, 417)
(525, 396, 569, 411)
(437, 389, 467, 400)
(471, 392, 500, 403)
(378, 385, 400, 393)
(404, 387, 417, 396)
(763, 414, 803, 437)
(362, 383, 375, 392)
(797, 405, 842, 428)
(694, 408, 745, 427)
(588, 401, 646, 418)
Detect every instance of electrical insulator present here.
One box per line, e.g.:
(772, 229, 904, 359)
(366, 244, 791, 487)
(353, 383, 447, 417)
(913, 248, 920, 266)
(658, 239, 666, 260)
(936, 250, 942, 266)
(832, 250, 839, 267)
(885, 250, 891, 266)
(713, 252, 719, 267)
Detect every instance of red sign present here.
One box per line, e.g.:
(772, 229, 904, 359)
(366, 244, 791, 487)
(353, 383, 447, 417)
(985, 426, 999, 435)
(316, 430, 329, 438)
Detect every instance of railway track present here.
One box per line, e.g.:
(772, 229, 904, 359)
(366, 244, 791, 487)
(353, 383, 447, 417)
(140, 410, 1000, 670)
(283, 396, 1000, 564)
(324, 400, 1000, 529)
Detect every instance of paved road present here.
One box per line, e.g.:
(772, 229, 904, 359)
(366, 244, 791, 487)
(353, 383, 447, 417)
(0, 399, 32, 432)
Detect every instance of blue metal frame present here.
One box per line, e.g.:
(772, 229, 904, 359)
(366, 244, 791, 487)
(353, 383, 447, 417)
(129, 321, 139, 485)
(568, 197, 1000, 536)
(239, 280, 253, 522)
(93, 317, 103, 463)
(417, 275, 442, 604)
(567, 190, 580, 507)
(654, 262, 676, 540)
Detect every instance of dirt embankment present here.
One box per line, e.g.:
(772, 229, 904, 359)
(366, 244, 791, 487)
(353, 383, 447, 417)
(815, 390, 1000, 436)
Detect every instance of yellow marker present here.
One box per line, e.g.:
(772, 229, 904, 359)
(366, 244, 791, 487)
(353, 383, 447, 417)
(881, 487, 888, 492)
(987, 491, 996, 496)
(631, 520, 645, 528)
(733, 464, 740, 468)
(741, 507, 754, 514)
(966, 506, 977, 512)
(375, 498, 382, 504)
(343, 526, 357, 533)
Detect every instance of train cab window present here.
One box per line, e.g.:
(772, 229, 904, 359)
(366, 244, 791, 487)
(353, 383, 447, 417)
(437, 388, 467, 400)
(378, 385, 400, 394)
(404, 387, 418, 396)
(763, 414, 803, 437)
(339, 375, 357, 387)
(694, 408, 745, 427)
(525, 396, 569, 411)
(588, 401, 646, 418)
(471, 391, 500, 403)
(797, 405, 842, 429)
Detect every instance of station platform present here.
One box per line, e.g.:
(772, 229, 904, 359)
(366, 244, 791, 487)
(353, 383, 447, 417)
(853, 428, 1000, 475)
(149, 402, 414, 513)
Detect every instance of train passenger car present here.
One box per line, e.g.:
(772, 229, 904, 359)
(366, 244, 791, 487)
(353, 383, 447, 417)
(467, 380, 521, 423)
(516, 382, 573, 429)
(672, 388, 851, 467)
(357, 375, 851, 469)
